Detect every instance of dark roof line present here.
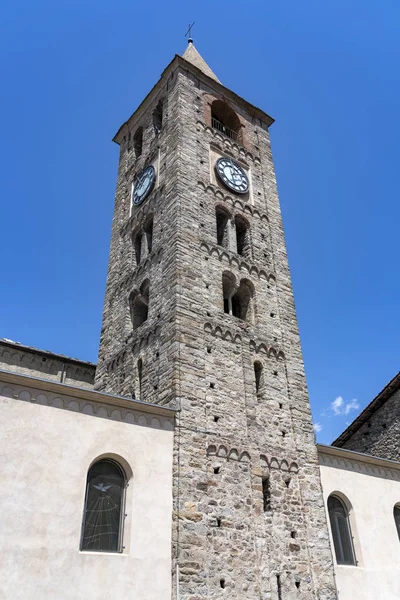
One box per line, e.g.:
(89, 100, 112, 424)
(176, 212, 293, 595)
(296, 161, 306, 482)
(333, 371, 400, 447)
(0, 338, 96, 368)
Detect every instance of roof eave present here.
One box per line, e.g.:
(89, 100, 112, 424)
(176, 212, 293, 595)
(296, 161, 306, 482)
(0, 369, 176, 418)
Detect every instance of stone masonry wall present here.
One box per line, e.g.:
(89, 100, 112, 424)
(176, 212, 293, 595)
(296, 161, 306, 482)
(0, 340, 95, 389)
(339, 388, 400, 461)
(95, 58, 337, 600)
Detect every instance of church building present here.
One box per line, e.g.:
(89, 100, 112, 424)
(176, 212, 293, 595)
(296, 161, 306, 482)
(0, 40, 399, 600)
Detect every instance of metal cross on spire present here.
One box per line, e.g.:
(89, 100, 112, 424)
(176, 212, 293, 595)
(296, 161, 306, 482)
(184, 21, 195, 44)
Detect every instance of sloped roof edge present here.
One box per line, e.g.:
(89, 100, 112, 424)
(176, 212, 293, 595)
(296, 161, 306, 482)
(333, 371, 400, 447)
(113, 54, 274, 144)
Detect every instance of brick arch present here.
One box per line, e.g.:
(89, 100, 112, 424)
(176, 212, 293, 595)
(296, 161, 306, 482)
(203, 93, 246, 146)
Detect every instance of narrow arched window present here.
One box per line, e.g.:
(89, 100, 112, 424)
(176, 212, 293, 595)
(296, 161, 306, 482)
(137, 358, 143, 398)
(235, 215, 250, 258)
(211, 100, 242, 143)
(394, 505, 400, 541)
(328, 495, 356, 565)
(144, 218, 153, 254)
(254, 361, 263, 393)
(222, 272, 236, 315)
(216, 207, 230, 248)
(231, 279, 254, 322)
(81, 459, 125, 553)
(134, 231, 142, 265)
(133, 127, 143, 158)
(153, 100, 163, 134)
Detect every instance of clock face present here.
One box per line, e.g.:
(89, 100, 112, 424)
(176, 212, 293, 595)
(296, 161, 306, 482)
(132, 165, 156, 206)
(215, 157, 249, 194)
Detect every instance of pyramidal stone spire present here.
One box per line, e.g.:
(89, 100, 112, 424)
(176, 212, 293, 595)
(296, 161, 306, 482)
(182, 40, 221, 83)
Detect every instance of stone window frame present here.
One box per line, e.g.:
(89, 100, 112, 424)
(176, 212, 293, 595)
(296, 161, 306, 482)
(215, 204, 252, 258)
(222, 271, 255, 324)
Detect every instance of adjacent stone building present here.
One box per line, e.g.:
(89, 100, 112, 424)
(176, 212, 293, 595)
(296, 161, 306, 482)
(0, 337, 95, 388)
(333, 371, 400, 461)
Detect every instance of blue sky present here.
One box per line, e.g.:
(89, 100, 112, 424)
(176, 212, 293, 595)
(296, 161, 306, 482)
(1, 0, 399, 443)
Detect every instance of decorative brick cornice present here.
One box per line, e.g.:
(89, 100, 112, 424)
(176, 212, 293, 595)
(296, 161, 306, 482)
(260, 453, 299, 473)
(104, 324, 161, 372)
(108, 248, 163, 301)
(318, 443, 400, 480)
(207, 443, 251, 462)
(198, 180, 268, 221)
(200, 241, 274, 281)
(196, 120, 261, 165)
(0, 369, 175, 429)
(205, 445, 299, 474)
(249, 339, 285, 359)
(203, 321, 284, 359)
(119, 187, 164, 236)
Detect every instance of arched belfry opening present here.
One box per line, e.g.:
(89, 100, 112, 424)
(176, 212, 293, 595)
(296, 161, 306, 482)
(216, 206, 231, 248)
(211, 100, 242, 142)
(231, 279, 254, 322)
(222, 273, 254, 323)
(234, 215, 251, 258)
(129, 280, 150, 329)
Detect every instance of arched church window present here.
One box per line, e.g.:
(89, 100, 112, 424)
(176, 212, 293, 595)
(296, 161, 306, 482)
(216, 207, 230, 248)
(80, 459, 126, 553)
(328, 495, 356, 565)
(235, 215, 250, 258)
(211, 100, 242, 143)
(133, 127, 143, 158)
(394, 505, 400, 541)
(153, 100, 163, 134)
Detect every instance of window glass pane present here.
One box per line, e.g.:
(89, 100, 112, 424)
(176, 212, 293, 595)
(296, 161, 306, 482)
(394, 506, 400, 541)
(328, 495, 356, 566)
(81, 460, 124, 552)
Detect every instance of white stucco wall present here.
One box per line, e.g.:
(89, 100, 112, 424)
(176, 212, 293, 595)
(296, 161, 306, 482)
(0, 376, 174, 600)
(319, 445, 400, 600)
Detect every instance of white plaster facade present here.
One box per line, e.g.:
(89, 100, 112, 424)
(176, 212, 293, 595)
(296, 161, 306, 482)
(318, 444, 400, 600)
(0, 370, 175, 600)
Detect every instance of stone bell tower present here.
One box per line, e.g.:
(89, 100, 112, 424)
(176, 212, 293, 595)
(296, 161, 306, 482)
(95, 40, 337, 600)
